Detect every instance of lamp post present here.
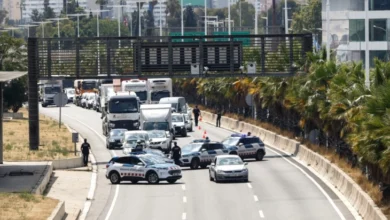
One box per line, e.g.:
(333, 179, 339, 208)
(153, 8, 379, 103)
(373, 25, 388, 61)
(228, 0, 231, 35)
(205, 0, 207, 35)
(364, 0, 369, 89)
(255, 0, 258, 35)
(18, 24, 38, 38)
(181, 0, 184, 36)
(284, 0, 288, 34)
(32, 21, 52, 38)
(3, 27, 20, 37)
(261, 16, 268, 34)
(67, 13, 88, 38)
(159, 0, 163, 36)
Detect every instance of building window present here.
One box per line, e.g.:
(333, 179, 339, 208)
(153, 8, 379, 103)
(369, 19, 387, 41)
(370, 50, 388, 67)
(370, 0, 390, 10)
(349, 19, 365, 42)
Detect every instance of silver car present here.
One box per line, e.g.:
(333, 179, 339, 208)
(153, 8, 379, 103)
(184, 114, 193, 132)
(209, 155, 249, 183)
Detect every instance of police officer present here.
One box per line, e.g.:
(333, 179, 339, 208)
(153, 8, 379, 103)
(192, 105, 201, 127)
(205, 137, 210, 142)
(133, 140, 144, 152)
(216, 109, 222, 127)
(81, 139, 91, 166)
(171, 142, 181, 166)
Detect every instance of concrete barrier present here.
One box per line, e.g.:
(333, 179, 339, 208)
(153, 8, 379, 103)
(48, 201, 65, 220)
(3, 112, 23, 119)
(32, 162, 53, 195)
(200, 110, 387, 220)
(52, 155, 84, 170)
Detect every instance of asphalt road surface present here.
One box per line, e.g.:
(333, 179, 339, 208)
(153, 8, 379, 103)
(40, 104, 356, 220)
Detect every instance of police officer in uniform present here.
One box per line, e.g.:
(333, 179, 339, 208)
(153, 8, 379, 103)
(133, 140, 144, 152)
(171, 142, 182, 166)
(81, 139, 91, 166)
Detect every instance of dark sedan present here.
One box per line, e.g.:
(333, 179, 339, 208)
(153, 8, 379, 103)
(106, 129, 127, 149)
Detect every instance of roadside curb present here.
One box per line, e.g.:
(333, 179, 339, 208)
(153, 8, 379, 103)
(200, 111, 387, 220)
(48, 200, 66, 220)
(31, 161, 53, 195)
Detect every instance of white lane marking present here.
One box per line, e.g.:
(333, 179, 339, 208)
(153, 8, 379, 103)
(183, 196, 187, 203)
(87, 153, 98, 200)
(253, 195, 258, 202)
(259, 210, 265, 218)
(267, 148, 346, 220)
(182, 185, 186, 191)
(63, 114, 119, 220)
(182, 213, 187, 220)
(104, 184, 119, 220)
(247, 183, 252, 189)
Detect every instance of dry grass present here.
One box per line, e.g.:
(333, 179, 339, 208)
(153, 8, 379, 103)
(4, 108, 77, 161)
(0, 192, 59, 220)
(195, 104, 390, 218)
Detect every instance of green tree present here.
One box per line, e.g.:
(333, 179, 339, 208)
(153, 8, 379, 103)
(43, 0, 55, 19)
(30, 9, 43, 22)
(166, 0, 181, 27)
(291, 0, 322, 34)
(3, 76, 28, 112)
(184, 5, 197, 27)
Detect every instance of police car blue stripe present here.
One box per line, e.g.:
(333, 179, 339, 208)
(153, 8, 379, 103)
(123, 164, 134, 167)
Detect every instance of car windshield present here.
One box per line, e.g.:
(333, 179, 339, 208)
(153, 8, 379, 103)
(44, 87, 61, 94)
(135, 91, 147, 101)
(222, 137, 240, 146)
(182, 143, 203, 154)
(110, 130, 125, 136)
(109, 98, 138, 113)
(126, 134, 146, 140)
(217, 157, 244, 166)
(140, 156, 166, 165)
(82, 81, 97, 90)
(148, 131, 166, 139)
(67, 90, 75, 94)
(172, 115, 184, 122)
(151, 91, 170, 101)
(144, 122, 169, 131)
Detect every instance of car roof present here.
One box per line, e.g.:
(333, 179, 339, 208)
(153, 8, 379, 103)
(215, 155, 240, 159)
(125, 130, 148, 134)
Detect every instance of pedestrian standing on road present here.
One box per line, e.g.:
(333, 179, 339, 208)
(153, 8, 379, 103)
(171, 142, 182, 166)
(81, 139, 91, 166)
(193, 105, 201, 127)
(216, 109, 222, 127)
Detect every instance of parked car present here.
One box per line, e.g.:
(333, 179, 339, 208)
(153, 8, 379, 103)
(209, 155, 248, 183)
(184, 114, 193, 132)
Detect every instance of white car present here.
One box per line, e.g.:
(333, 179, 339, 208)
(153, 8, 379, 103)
(87, 93, 96, 109)
(122, 131, 150, 147)
(147, 130, 172, 153)
(122, 138, 140, 155)
(106, 155, 182, 184)
(64, 88, 75, 103)
(80, 93, 89, 108)
(209, 155, 249, 183)
(184, 114, 193, 132)
(172, 113, 187, 137)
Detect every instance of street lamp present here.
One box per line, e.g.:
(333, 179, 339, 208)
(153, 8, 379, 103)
(261, 16, 268, 34)
(32, 21, 52, 38)
(18, 24, 38, 38)
(373, 25, 389, 60)
(67, 13, 88, 38)
(204, 0, 207, 35)
(3, 27, 20, 37)
(181, 0, 184, 36)
(159, 0, 163, 36)
(47, 18, 69, 39)
(228, 0, 231, 35)
(284, 0, 288, 34)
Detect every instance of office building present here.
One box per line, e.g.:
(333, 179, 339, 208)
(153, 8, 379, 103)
(322, 0, 390, 66)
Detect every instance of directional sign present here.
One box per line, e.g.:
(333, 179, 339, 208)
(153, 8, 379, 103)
(54, 93, 68, 107)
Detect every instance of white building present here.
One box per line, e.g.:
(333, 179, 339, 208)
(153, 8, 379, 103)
(322, 0, 390, 66)
(21, 0, 89, 22)
(2, 0, 22, 21)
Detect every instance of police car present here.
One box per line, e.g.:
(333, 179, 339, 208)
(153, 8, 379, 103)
(222, 134, 266, 161)
(180, 141, 229, 169)
(106, 155, 182, 184)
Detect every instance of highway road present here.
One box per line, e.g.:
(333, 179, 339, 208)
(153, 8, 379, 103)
(40, 104, 356, 220)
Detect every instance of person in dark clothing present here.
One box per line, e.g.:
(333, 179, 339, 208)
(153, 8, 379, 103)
(247, 132, 251, 136)
(81, 139, 91, 166)
(216, 109, 222, 127)
(133, 140, 144, 152)
(171, 142, 182, 166)
(192, 105, 201, 127)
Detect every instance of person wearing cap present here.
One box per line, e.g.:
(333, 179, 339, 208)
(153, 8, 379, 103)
(81, 139, 91, 166)
(171, 142, 182, 165)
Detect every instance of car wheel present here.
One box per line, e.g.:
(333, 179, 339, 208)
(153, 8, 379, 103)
(190, 158, 199, 169)
(167, 179, 177, 184)
(146, 172, 159, 184)
(109, 172, 121, 184)
(255, 150, 264, 161)
(131, 180, 138, 184)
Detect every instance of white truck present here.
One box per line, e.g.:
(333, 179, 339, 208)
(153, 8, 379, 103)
(39, 79, 63, 107)
(102, 91, 141, 136)
(122, 79, 148, 104)
(140, 104, 175, 139)
(147, 78, 172, 104)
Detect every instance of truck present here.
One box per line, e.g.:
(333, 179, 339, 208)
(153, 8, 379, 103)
(147, 78, 172, 104)
(140, 104, 175, 139)
(102, 91, 141, 136)
(39, 79, 63, 107)
(74, 79, 98, 106)
(121, 79, 148, 104)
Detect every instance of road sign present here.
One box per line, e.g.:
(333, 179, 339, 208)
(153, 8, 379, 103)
(54, 93, 68, 107)
(245, 94, 253, 107)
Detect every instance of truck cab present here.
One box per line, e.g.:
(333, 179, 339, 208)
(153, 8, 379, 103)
(41, 80, 62, 107)
(159, 97, 191, 119)
(102, 91, 141, 136)
(147, 78, 172, 104)
(122, 79, 148, 104)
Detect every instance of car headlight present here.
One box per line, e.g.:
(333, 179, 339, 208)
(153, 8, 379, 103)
(242, 168, 248, 172)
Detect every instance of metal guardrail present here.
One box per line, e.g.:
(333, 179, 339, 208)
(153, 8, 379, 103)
(28, 34, 312, 79)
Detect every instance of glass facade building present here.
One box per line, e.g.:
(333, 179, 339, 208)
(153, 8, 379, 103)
(322, 0, 390, 66)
